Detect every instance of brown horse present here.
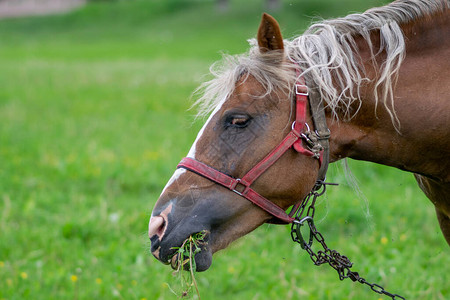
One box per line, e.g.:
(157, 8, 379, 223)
(149, 0, 449, 275)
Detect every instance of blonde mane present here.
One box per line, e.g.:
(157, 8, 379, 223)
(194, 0, 448, 128)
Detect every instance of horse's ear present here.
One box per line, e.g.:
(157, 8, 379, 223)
(257, 13, 284, 53)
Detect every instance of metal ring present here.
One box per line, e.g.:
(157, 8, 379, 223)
(292, 121, 312, 133)
(293, 216, 314, 249)
(304, 122, 311, 132)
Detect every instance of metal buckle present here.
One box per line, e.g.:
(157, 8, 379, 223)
(295, 84, 309, 96)
(231, 179, 247, 196)
(315, 128, 331, 139)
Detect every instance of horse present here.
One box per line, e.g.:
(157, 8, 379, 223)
(148, 0, 449, 279)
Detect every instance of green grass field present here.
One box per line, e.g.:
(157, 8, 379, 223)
(0, 0, 448, 299)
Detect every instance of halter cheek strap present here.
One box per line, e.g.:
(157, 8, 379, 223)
(177, 68, 330, 224)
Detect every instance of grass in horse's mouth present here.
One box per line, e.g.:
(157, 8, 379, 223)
(169, 231, 207, 299)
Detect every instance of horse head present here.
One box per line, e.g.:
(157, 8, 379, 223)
(148, 14, 322, 272)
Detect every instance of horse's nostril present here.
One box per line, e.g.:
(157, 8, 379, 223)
(148, 216, 167, 239)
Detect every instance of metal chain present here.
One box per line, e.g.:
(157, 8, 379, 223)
(290, 181, 406, 300)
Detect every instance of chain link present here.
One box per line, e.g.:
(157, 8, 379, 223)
(290, 181, 406, 300)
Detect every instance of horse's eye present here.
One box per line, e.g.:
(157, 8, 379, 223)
(226, 115, 251, 128)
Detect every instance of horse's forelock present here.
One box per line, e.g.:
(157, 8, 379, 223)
(192, 50, 296, 119)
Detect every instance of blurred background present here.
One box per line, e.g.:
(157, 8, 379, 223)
(0, 0, 448, 299)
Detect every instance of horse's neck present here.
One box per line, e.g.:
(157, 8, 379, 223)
(328, 11, 450, 182)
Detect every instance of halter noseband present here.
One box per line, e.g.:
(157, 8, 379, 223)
(177, 68, 330, 224)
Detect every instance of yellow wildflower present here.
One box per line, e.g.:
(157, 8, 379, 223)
(71, 275, 78, 282)
(380, 237, 388, 245)
(95, 278, 102, 284)
(20, 272, 28, 279)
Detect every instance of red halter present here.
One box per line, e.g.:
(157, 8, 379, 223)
(177, 71, 324, 224)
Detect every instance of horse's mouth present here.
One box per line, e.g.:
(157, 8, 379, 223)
(169, 243, 213, 272)
(151, 230, 213, 272)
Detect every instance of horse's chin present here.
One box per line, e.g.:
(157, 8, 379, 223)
(193, 247, 213, 272)
(170, 246, 213, 272)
